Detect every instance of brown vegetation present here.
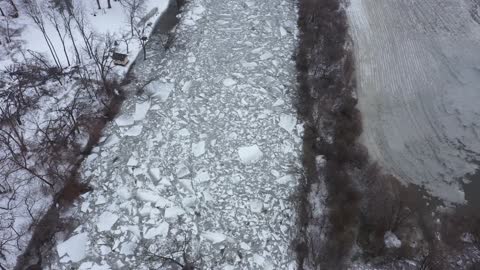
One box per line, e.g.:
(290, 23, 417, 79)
(294, 0, 362, 268)
(294, 0, 480, 269)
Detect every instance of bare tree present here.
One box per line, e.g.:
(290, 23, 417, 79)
(143, 235, 201, 270)
(121, 0, 146, 36)
(69, 1, 95, 60)
(7, 0, 18, 17)
(0, 12, 23, 45)
(58, 9, 81, 64)
(96, 0, 101, 9)
(22, 0, 62, 68)
(0, 122, 54, 188)
(91, 34, 115, 95)
(45, 4, 71, 66)
(120, 32, 132, 53)
(134, 22, 151, 60)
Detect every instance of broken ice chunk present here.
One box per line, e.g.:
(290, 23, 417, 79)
(117, 186, 131, 200)
(97, 212, 119, 232)
(102, 134, 119, 148)
(192, 5, 205, 15)
(136, 189, 161, 203)
(127, 156, 139, 167)
(182, 196, 197, 208)
(144, 222, 169, 239)
(273, 99, 285, 106)
(241, 61, 258, 68)
(276, 175, 295, 185)
(179, 179, 195, 193)
(178, 128, 190, 137)
(182, 81, 192, 92)
(57, 232, 88, 262)
(194, 169, 210, 183)
(250, 200, 263, 213)
(240, 242, 251, 250)
(133, 101, 151, 121)
(253, 254, 266, 266)
(384, 231, 402, 248)
(115, 114, 134, 127)
(145, 81, 174, 102)
(201, 231, 227, 244)
(149, 167, 161, 181)
(119, 241, 136, 256)
(164, 206, 186, 219)
(159, 176, 172, 187)
(124, 125, 143, 136)
(154, 196, 173, 208)
(238, 145, 263, 164)
(95, 195, 107, 205)
(79, 262, 111, 270)
(100, 245, 112, 256)
(192, 141, 206, 157)
(176, 162, 190, 178)
(279, 114, 297, 133)
(80, 201, 90, 213)
(223, 78, 237, 87)
(260, 52, 273, 60)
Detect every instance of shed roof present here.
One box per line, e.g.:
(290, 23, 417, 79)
(112, 52, 128, 61)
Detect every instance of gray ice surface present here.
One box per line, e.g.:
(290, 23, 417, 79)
(347, 0, 480, 203)
(48, 0, 301, 269)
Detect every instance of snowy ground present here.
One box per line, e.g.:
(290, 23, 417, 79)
(347, 0, 480, 204)
(48, 0, 301, 269)
(0, 0, 169, 71)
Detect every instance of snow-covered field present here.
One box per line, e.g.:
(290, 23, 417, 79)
(347, 0, 480, 204)
(47, 0, 301, 269)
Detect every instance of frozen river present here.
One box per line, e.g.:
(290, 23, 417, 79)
(48, 0, 301, 269)
(347, 0, 480, 204)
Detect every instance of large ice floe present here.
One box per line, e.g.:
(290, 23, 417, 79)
(48, 0, 301, 269)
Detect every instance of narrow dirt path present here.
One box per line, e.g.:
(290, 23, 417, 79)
(48, 0, 301, 269)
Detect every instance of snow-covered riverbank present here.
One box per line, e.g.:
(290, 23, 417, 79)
(47, 0, 301, 269)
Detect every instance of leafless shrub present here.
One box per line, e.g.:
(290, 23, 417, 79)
(294, 0, 363, 268)
(142, 235, 201, 270)
(0, 13, 23, 45)
(91, 34, 116, 95)
(418, 243, 449, 270)
(439, 205, 480, 251)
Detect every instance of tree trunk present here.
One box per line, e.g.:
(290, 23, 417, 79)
(39, 30, 62, 68)
(107, 0, 112, 8)
(96, 0, 101, 9)
(143, 44, 146, 60)
(44, 31, 63, 68)
(130, 17, 134, 35)
(0, 7, 5, 17)
(55, 26, 71, 66)
(61, 13, 81, 64)
(8, 0, 18, 15)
